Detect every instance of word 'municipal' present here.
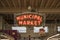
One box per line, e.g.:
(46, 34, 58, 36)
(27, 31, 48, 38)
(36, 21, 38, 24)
(16, 14, 42, 20)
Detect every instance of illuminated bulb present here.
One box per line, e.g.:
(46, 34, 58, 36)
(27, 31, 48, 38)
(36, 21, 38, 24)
(28, 6, 31, 10)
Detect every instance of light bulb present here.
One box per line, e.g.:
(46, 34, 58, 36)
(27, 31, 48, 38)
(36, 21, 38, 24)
(28, 6, 31, 10)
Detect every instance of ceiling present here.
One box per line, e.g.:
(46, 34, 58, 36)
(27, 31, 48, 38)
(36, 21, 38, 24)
(0, 0, 60, 12)
(0, 0, 60, 9)
(0, 0, 60, 24)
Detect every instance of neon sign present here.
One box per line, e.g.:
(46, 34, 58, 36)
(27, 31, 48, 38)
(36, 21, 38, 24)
(16, 14, 43, 26)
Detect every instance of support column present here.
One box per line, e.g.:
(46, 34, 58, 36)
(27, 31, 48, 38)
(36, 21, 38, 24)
(0, 16, 3, 30)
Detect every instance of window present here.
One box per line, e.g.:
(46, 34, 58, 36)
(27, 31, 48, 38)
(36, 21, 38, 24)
(34, 26, 48, 33)
(12, 27, 26, 33)
(57, 26, 60, 32)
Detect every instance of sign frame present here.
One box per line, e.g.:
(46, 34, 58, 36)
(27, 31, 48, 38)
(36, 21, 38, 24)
(14, 12, 46, 27)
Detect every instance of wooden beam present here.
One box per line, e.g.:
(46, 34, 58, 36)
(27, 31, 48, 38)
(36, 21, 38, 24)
(5, 0, 10, 8)
(40, 0, 47, 8)
(21, 0, 24, 7)
(33, 0, 36, 8)
(0, 8, 60, 13)
(40, 0, 44, 8)
(12, 0, 16, 8)
(18, 0, 21, 8)
(31, 0, 34, 8)
(0, 0, 6, 7)
(50, 0, 56, 8)
(45, 0, 52, 8)
(38, 0, 42, 8)
(35, 0, 38, 8)
(38, 9, 60, 13)
(24, 0, 26, 8)
(29, 0, 31, 6)
(56, 2, 60, 8)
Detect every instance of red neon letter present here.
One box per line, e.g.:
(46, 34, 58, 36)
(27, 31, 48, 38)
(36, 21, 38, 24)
(16, 16, 21, 20)
(23, 15, 27, 19)
(27, 21, 31, 25)
(23, 21, 26, 25)
(34, 21, 37, 26)
(30, 21, 34, 25)
(28, 14, 32, 19)
(38, 21, 41, 25)
(19, 21, 23, 25)
(34, 15, 38, 19)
